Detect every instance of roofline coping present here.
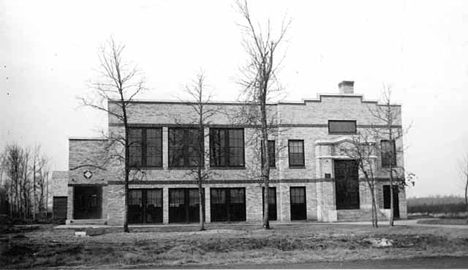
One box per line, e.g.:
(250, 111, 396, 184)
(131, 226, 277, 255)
(69, 137, 108, 141)
(108, 93, 401, 107)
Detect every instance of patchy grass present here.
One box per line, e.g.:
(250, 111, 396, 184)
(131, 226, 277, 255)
(417, 218, 468, 225)
(1, 223, 468, 269)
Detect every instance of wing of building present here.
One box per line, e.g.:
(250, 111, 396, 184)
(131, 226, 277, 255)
(66, 81, 407, 225)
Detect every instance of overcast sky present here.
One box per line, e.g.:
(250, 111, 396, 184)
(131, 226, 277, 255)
(1, 0, 468, 198)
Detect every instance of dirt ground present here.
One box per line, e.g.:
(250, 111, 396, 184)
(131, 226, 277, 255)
(1, 222, 468, 269)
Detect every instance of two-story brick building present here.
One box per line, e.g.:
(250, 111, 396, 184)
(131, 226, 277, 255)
(66, 81, 407, 225)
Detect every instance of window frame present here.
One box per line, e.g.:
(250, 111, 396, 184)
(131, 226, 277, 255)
(288, 140, 305, 167)
(328, 120, 357, 134)
(128, 127, 163, 168)
(381, 139, 397, 168)
(168, 127, 204, 168)
(209, 128, 245, 168)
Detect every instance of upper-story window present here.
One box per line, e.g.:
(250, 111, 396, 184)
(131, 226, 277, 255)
(328, 120, 357, 134)
(128, 128, 162, 168)
(288, 140, 305, 167)
(210, 128, 245, 167)
(168, 128, 203, 167)
(261, 140, 276, 168)
(381, 140, 396, 167)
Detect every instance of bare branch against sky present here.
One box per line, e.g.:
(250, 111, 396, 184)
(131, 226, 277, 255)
(1, 0, 468, 197)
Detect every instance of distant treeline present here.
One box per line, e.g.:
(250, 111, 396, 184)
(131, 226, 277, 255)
(407, 195, 467, 214)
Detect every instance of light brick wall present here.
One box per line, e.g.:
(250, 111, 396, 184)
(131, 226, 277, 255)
(68, 93, 406, 225)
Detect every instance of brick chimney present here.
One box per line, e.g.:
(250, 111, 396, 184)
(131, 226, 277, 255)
(338, 81, 354, 94)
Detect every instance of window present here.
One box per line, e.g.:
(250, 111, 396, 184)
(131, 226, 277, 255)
(128, 128, 162, 168)
(210, 128, 245, 167)
(261, 140, 276, 168)
(290, 187, 306, 220)
(288, 140, 305, 167)
(381, 140, 396, 167)
(328, 120, 357, 134)
(128, 189, 163, 224)
(169, 188, 201, 223)
(210, 188, 246, 222)
(169, 128, 203, 167)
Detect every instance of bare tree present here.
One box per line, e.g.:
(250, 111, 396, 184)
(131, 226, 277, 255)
(369, 85, 410, 226)
(31, 146, 49, 220)
(80, 37, 146, 232)
(342, 131, 380, 227)
(460, 154, 468, 224)
(235, 0, 290, 229)
(177, 71, 219, 231)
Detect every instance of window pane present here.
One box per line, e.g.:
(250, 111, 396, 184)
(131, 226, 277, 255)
(169, 129, 185, 167)
(129, 190, 142, 205)
(229, 129, 244, 166)
(129, 129, 142, 167)
(189, 189, 200, 206)
(147, 189, 162, 207)
(329, 121, 356, 134)
(291, 187, 305, 204)
(211, 189, 226, 204)
(289, 140, 304, 166)
(268, 141, 275, 167)
(146, 128, 162, 167)
(381, 140, 396, 167)
(230, 189, 244, 204)
(210, 129, 226, 166)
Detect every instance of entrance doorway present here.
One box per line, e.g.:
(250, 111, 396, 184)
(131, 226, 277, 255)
(73, 186, 102, 219)
(128, 189, 163, 224)
(334, 160, 360, 210)
(383, 185, 400, 218)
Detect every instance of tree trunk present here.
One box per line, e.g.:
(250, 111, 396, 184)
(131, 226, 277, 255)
(198, 176, 205, 231)
(389, 168, 394, 226)
(123, 171, 129, 232)
(260, 95, 270, 230)
(370, 185, 378, 228)
(465, 176, 468, 224)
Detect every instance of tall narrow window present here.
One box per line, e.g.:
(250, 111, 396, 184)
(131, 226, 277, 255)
(328, 120, 357, 134)
(210, 128, 245, 167)
(261, 140, 276, 167)
(128, 128, 162, 168)
(381, 140, 396, 167)
(288, 140, 305, 167)
(169, 128, 203, 167)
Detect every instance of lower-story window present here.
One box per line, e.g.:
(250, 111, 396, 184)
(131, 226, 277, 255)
(262, 187, 277, 220)
(169, 188, 202, 223)
(128, 189, 163, 224)
(211, 188, 246, 222)
(383, 185, 400, 219)
(290, 187, 306, 220)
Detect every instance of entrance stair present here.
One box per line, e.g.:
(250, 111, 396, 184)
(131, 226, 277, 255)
(337, 209, 387, 222)
(67, 219, 108, 225)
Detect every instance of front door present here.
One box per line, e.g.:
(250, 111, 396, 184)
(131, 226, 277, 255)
(334, 160, 360, 210)
(383, 185, 400, 218)
(73, 186, 102, 219)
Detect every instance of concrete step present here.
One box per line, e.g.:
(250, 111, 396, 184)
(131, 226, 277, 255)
(67, 219, 108, 225)
(337, 209, 387, 222)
